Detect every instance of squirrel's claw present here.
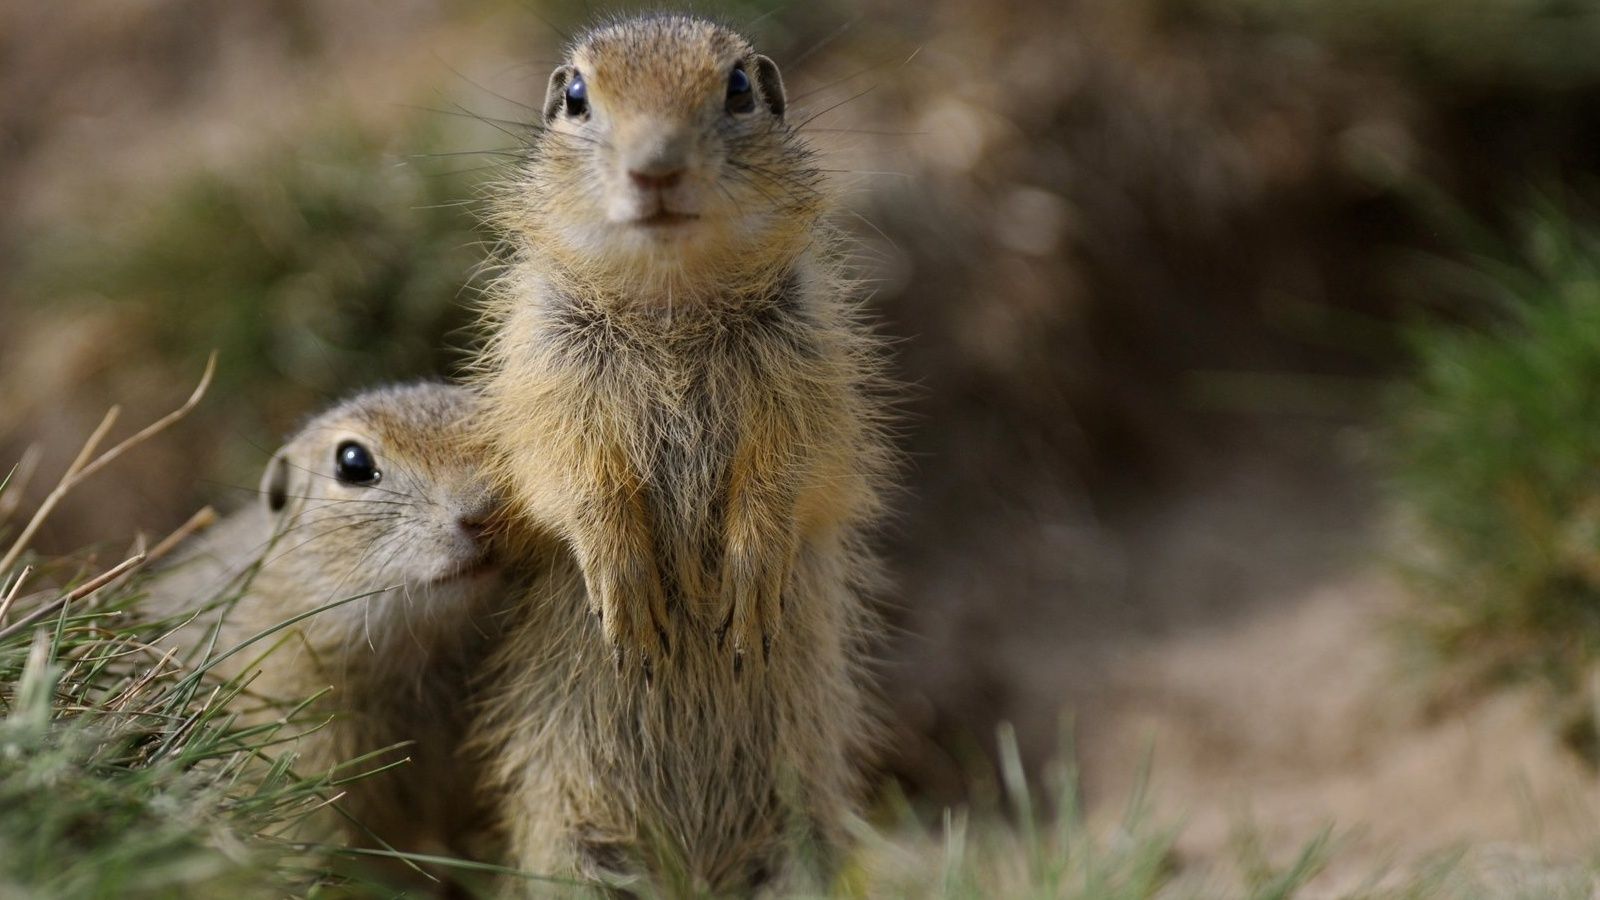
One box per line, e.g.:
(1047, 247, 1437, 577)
(591, 573, 669, 686)
(718, 566, 784, 677)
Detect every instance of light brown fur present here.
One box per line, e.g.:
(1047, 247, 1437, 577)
(469, 14, 893, 895)
(144, 382, 504, 862)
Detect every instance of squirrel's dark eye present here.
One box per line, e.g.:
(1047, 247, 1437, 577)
(726, 65, 755, 115)
(564, 73, 589, 118)
(334, 441, 380, 486)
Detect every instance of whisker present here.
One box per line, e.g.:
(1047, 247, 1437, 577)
(333, 534, 397, 652)
(789, 15, 864, 69)
(792, 86, 879, 132)
(403, 104, 541, 136)
(433, 53, 541, 114)
(259, 514, 401, 567)
(197, 480, 420, 509)
(407, 147, 528, 160)
(283, 508, 408, 533)
(791, 127, 925, 137)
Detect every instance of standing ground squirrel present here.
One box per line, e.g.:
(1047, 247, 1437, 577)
(470, 13, 893, 894)
(144, 382, 504, 861)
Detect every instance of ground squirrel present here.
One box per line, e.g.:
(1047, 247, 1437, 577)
(471, 14, 892, 893)
(144, 382, 503, 861)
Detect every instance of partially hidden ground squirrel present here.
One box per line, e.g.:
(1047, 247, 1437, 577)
(144, 382, 503, 861)
(470, 14, 893, 894)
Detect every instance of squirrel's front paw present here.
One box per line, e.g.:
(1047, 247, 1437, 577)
(589, 568, 670, 686)
(715, 554, 789, 677)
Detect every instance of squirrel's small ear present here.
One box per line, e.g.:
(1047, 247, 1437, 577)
(544, 65, 577, 122)
(261, 455, 290, 514)
(752, 55, 785, 118)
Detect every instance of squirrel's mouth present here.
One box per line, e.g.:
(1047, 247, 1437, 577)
(427, 549, 497, 586)
(633, 210, 700, 228)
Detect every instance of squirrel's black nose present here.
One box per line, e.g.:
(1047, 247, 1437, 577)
(629, 168, 683, 191)
(457, 515, 491, 543)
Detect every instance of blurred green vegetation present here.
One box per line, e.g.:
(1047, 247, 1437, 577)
(1390, 197, 1600, 759)
(17, 117, 488, 381)
(8, 111, 495, 499)
(1206, 0, 1600, 88)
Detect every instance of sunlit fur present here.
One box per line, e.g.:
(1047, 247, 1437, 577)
(144, 383, 504, 863)
(469, 14, 895, 895)
(493, 16, 822, 307)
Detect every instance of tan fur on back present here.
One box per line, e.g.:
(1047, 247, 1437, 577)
(469, 13, 895, 895)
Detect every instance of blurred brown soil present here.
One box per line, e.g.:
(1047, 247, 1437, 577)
(882, 413, 1597, 884)
(1093, 565, 1596, 890)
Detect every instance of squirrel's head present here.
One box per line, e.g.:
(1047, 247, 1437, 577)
(260, 384, 499, 600)
(514, 15, 820, 293)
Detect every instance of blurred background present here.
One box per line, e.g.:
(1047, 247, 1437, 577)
(7, 0, 1600, 884)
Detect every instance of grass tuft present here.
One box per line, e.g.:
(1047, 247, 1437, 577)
(1388, 196, 1600, 760)
(0, 377, 355, 898)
